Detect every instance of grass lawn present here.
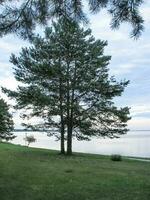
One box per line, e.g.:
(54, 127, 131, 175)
(0, 142, 150, 200)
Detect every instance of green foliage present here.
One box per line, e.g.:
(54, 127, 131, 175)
(0, 143, 150, 200)
(0, 97, 15, 141)
(3, 19, 130, 154)
(0, 0, 144, 39)
(111, 154, 122, 161)
(24, 134, 36, 146)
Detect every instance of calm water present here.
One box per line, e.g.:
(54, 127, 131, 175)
(11, 131, 150, 158)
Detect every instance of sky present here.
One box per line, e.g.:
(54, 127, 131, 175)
(0, 1, 150, 130)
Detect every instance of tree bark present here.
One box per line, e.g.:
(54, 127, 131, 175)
(59, 76, 65, 154)
(60, 114, 65, 154)
(66, 60, 76, 155)
(66, 60, 73, 155)
(67, 126, 72, 155)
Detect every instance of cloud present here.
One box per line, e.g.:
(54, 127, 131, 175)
(0, 35, 29, 54)
(89, 10, 129, 42)
(130, 105, 150, 117)
(0, 76, 18, 103)
(111, 63, 136, 75)
(0, 62, 13, 77)
(128, 117, 150, 130)
(140, 7, 150, 23)
(0, 76, 18, 90)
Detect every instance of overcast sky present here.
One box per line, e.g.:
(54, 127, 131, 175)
(0, 1, 150, 130)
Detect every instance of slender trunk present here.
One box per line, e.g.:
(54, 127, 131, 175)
(66, 61, 73, 155)
(66, 106, 72, 155)
(60, 115, 65, 154)
(67, 126, 72, 155)
(59, 58, 65, 154)
(60, 104, 65, 154)
(66, 60, 77, 155)
(60, 88, 65, 154)
(67, 100, 73, 155)
(67, 97, 74, 155)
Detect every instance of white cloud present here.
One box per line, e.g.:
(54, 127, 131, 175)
(130, 104, 150, 117)
(128, 117, 150, 130)
(111, 63, 136, 75)
(0, 35, 29, 54)
(141, 7, 150, 23)
(0, 76, 18, 90)
(0, 62, 13, 77)
(90, 11, 128, 42)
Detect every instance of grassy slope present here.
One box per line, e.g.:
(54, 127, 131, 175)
(0, 143, 150, 200)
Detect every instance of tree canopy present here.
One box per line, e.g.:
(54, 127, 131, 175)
(0, 97, 15, 141)
(0, 0, 144, 39)
(3, 19, 130, 154)
(24, 134, 36, 147)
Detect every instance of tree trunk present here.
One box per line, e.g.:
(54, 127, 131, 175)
(60, 117, 65, 154)
(66, 59, 76, 155)
(66, 60, 73, 155)
(67, 126, 72, 155)
(59, 74, 65, 154)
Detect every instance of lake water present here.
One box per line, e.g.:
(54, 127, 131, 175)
(11, 131, 150, 158)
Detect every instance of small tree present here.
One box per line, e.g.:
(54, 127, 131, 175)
(0, 97, 15, 141)
(3, 19, 130, 155)
(24, 135, 36, 147)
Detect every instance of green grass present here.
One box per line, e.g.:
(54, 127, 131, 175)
(0, 143, 150, 200)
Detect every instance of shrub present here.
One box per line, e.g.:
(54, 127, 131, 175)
(111, 154, 122, 161)
(24, 135, 36, 147)
(65, 169, 73, 173)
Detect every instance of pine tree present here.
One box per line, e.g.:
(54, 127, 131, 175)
(0, 0, 144, 39)
(3, 19, 130, 155)
(0, 97, 15, 141)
